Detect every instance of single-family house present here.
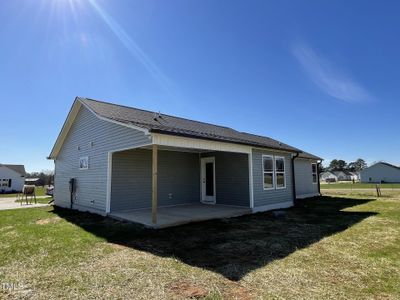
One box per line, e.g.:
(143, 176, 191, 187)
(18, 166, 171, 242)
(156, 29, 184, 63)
(48, 97, 322, 228)
(320, 171, 338, 182)
(360, 162, 400, 183)
(333, 171, 353, 181)
(0, 164, 26, 193)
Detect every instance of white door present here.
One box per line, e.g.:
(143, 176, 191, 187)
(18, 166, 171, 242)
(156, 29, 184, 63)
(201, 157, 216, 204)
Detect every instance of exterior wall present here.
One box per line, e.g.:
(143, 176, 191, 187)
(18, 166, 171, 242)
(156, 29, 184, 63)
(252, 149, 294, 211)
(54, 106, 150, 214)
(111, 149, 200, 211)
(294, 158, 319, 198)
(360, 163, 400, 183)
(201, 152, 250, 207)
(0, 166, 25, 192)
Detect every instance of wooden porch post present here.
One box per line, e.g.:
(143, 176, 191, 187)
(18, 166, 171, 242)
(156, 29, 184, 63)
(152, 144, 158, 224)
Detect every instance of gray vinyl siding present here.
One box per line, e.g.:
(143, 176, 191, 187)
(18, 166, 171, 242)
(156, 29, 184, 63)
(294, 158, 319, 197)
(54, 106, 150, 214)
(111, 149, 200, 211)
(201, 152, 250, 207)
(360, 163, 400, 183)
(252, 149, 294, 207)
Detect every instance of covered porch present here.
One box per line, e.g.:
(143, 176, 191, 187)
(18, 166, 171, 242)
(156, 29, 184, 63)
(106, 135, 254, 228)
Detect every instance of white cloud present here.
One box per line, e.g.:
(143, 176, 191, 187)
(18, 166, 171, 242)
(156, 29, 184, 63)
(292, 43, 373, 103)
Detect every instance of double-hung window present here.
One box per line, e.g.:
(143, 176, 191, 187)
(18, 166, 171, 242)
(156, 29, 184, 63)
(312, 163, 318, 184)
(262, 155, 274, 190)
(275, 157, 286, 189)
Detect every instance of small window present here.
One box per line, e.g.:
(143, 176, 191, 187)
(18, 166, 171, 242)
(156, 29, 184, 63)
(262, 155, 274, 190)
(275, 157, 286, 189)
(2, 179, 9, 187)
(312, 163, 318, 184)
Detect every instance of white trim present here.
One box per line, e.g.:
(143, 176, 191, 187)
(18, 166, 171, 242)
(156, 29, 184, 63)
(252, 201, 293, 213)
(262, 155, 275, 190)
(248, 152, 254, 208)
(296, 192, 320, 199)
(200, 156, 216, 204)
(152, 133, 252, 154)
(275, 156, 286, 190)
(106, 152, 113, 213)
(252, 146, 297, 155)
(311, 162, 318, 185)
(105, 143, 152, 214)
(79, 156, 89, 170)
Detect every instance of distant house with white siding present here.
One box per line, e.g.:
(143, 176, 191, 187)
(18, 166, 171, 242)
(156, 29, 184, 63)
(0, 164, 26, 193)
(360, 162, 400, 183)
(320, 171, 338, 182)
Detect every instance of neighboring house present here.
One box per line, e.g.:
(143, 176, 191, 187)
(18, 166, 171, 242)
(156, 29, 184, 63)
(332, 171, 354, 181)
(48, 97, 322, 228)
(360, 162, 400, 183)
(320, 171, 338, 182)
(0, 164, 26, 193)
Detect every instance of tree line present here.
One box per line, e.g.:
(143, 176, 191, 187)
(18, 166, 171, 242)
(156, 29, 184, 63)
(26, 170, 54, 186)
(321, 158, 367, 172)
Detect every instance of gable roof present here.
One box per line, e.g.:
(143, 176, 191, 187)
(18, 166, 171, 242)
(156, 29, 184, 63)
(368, 162, 400, 171)
(298, 151, 322, 160)
(0, 164, 26, 176)
(49, 97, 323, 160)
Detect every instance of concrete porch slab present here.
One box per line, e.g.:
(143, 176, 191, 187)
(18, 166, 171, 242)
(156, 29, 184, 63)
(109, 203, 252, 229)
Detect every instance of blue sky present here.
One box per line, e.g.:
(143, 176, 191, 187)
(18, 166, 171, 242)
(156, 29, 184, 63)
(0, 0, 399, 172)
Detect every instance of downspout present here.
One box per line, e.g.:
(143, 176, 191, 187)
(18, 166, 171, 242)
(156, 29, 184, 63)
(291, 152, 299, 204)
(317, 161, 321, 196)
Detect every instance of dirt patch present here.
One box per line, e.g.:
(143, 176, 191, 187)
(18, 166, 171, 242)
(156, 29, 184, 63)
(166, 280, 208, 299)
(35, 217, 61, 225)
(222, 282, 253, 300)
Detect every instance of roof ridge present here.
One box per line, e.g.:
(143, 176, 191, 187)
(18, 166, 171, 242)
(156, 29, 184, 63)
(81, 97, 236, 131)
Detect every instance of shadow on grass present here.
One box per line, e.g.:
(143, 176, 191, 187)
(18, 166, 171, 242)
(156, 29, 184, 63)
(51, 196, 376, 281)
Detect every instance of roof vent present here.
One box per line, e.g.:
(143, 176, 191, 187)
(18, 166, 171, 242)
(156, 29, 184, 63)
(153, 111, 162, 120)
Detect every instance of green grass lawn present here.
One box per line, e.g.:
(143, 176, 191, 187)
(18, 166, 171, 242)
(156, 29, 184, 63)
(1, 192, 399, 299)
(321, 182, 400, 189)
(0, 186, 47, 198)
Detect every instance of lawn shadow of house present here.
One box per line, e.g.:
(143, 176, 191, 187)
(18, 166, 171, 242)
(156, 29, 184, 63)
(51, 196, 376, 281)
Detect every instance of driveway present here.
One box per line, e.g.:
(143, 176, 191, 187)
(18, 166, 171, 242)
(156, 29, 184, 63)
(0, 196, 49, 211)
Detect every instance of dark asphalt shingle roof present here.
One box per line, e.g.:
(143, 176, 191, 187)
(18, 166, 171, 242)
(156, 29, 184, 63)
(80, 97, 321, 157)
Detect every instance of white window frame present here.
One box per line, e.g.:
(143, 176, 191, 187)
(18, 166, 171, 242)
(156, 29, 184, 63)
(79, 156, 89, 170)
(311, 163, 318, 184)
(1, 179, 9, 187)
(262, 155, 275, 190)
(275, 156, 286, 189)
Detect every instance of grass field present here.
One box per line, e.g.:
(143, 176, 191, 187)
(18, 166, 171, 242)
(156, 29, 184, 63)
(321, 182, 400, 189)
(1, 191, 399, 299)
(0, 186, 47, 198)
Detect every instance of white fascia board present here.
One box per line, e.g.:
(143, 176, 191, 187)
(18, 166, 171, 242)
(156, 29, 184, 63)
(152, 133, 252, 154)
